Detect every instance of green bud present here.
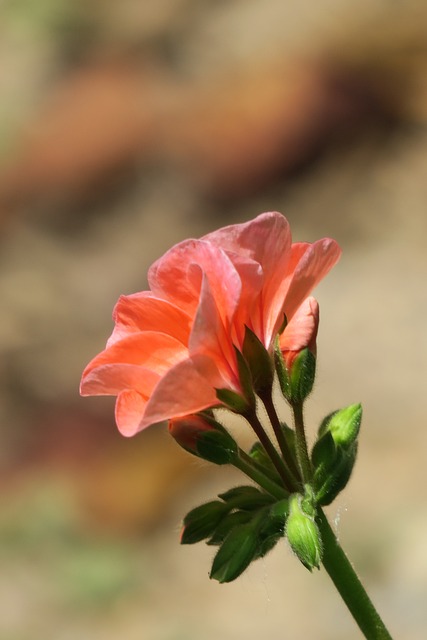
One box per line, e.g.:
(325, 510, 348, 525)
(287, 348, 316, 404)
(318, 403, 362, 447)
(196, 428, 238, 465)
(286, 494, 322, 571)
(275, 342, 316, 405)
(311, 404, 362, 505)
(312, 439, 358, 506)
(169, 414, 238, 465)
(181, 501, 230, 544)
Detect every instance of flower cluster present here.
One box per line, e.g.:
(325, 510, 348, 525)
(80, 211, 362, 581)
(80, 212, 340, 435)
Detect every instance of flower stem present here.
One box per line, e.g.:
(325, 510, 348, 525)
(233, 450, 288, 501)
(318, 508, 393, 639)
(259, 390, 301, 486)
(244, 407, 295, 492)
(292, 402, 313, 484)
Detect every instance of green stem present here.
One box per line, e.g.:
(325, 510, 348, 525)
(234, 450, 288, 500)
(259, 390, 301, 487)
(318, 508, 393, 639)
(244, 407, 294, 492)
(292, 402, 313, 484)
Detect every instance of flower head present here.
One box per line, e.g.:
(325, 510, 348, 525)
(80, 212, 341, 435)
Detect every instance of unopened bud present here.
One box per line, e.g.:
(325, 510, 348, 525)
(312, 404, 362, 505)
(319, 403, 362, 447)
(169, 414, 237, 464)
(286, 494, 322, 571)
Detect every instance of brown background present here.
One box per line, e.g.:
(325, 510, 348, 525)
(0, 1, 426, 638)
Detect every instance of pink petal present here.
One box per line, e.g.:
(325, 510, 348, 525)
(115, 389, 149, 437)
(148, 239, 241, 327)
(136, 356, 220, 431)
(80, 363, 160, 396)
(80, 332, 188, 395)
(282, 238, 341, 321)
(203, 212, 293, 345)
(107, 292, 192, 347)
(189, 274, 239, 390)
(202, 212, 291, 277)
(279, 297, 319, 352)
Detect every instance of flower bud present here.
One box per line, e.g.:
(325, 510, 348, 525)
(311, 404, 362, 505)
(276, 346, 316, 404)
(275, 297, 319, 404)
(168, 414, 237, 465)
(318, 403, 362, 447)
(286, 494, 322, 571)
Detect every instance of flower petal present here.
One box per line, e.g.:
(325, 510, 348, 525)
(203, 212, 292, 344)
(148, 239, 241, 327)
(80, 332, 188, 395)
(115, 389, 149, 437)
(189, 274, 239, 390)
(279, 297, 319, 353)
(108, 292, 192, 347)
(136, 356, 220, 431)
(282, 238, 341, 321)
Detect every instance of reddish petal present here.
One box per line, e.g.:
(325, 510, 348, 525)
(108, 292, 192, 347)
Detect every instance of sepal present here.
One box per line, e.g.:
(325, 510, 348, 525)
(215, 388, 250, 414)
(242, 325, 274, 394)
(181, 501, 230, 544)
(209, 521, 261, 583)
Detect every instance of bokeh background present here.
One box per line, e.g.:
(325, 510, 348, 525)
(1, 1, 426, 638)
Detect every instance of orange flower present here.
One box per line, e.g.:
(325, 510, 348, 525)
(80, 212, 341, 435)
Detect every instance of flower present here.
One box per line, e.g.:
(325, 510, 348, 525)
(80, 212, 341, 435)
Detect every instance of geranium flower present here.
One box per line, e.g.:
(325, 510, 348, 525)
(80, 212, 341, 435)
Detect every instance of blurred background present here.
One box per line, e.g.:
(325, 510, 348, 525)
(0, 0, 426, 638)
